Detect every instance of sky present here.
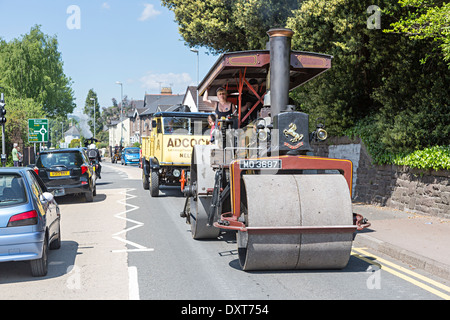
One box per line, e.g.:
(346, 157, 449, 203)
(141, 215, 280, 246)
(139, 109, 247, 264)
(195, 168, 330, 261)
(0, 0, 219, 116)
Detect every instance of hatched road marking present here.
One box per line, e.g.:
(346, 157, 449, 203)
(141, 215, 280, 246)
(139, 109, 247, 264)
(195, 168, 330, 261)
(112, 188, 154, 253)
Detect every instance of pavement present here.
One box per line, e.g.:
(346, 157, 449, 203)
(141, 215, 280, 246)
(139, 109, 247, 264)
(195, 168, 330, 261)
(352, 203, 450, 281)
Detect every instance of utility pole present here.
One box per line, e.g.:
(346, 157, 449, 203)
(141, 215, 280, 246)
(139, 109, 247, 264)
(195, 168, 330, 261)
(0, 88, 7, 167)
(116, 81, 123, 147)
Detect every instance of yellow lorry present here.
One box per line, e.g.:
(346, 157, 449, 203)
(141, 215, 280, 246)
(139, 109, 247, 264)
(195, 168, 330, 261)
(141, 111, 212, 197)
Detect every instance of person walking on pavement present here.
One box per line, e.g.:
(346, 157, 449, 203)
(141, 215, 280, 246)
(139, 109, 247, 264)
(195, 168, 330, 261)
(12, 143, 19, 167)
(17, 146, 23, 167)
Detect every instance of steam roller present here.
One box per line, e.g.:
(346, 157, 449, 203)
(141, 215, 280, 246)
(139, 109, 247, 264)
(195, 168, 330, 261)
(182, 149, 359, 271)
(180, 27, 369, 271)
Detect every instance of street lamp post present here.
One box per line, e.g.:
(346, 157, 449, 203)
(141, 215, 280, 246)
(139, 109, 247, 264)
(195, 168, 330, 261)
(61, 122, 64, 148)
(90, 98, 96, 139)
(190, 49, 199, 109)
(115, 81, 123, 147)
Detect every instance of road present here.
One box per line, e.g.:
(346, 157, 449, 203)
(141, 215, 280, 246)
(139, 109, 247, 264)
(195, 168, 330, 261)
(1, 162, 449, 304)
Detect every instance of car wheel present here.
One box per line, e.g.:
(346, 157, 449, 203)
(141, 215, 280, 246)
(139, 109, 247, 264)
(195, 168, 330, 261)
(85, 190, 94, 202)
(30, 236, 49, 277)
(50, 222, 61, 250)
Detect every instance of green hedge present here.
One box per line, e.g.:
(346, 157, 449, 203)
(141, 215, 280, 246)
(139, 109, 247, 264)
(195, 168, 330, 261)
(393, 146, 450, 171)
(345, 119, 450, 171)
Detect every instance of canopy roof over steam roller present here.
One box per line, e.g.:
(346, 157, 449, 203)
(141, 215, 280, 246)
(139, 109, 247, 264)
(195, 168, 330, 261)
(198, 50, 333, 97)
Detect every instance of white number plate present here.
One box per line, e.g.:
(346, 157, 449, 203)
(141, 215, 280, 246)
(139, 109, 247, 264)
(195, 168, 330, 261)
(239, 159, 282, 170)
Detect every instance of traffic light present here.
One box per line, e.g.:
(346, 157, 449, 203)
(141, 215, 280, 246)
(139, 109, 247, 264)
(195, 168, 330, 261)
(0, 109, 5, 124)
(0, 98, 6, 124)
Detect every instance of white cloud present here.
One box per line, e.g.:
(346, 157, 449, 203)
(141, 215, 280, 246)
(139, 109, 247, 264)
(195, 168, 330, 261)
(140, 72, 193, 93)
(101, 2, 110, 10)
(138, 4, 161, 21)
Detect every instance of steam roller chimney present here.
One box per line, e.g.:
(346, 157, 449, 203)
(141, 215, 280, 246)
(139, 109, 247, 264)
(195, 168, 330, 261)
(267, 28, 294, 118)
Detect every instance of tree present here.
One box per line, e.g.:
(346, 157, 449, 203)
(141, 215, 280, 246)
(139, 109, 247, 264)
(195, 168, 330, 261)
(0, 25, 75, 117)
(384, 0, 450, 67)
(49, 117, 73, 148)
(287, 0, 449, 155)
(161, 0, 299, 54)
(69, 138, 81, 148)
(84, 89, 102, 140)
(287, 0, 385, 133)
(1, 97, 45, 148)
(165, 0, 449, 158)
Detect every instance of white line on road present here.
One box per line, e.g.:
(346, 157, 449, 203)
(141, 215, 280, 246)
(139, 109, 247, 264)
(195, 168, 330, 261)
(112, 236, 154, 253)
(128, 266, 140, 300)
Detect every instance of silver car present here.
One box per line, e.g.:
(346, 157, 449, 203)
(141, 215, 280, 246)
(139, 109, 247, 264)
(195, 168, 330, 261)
(0, 168, 61, 277)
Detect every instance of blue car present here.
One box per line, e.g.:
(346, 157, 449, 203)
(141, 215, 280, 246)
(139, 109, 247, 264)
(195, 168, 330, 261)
(0, 168, 61, 277)
(121, 147, 140, 165)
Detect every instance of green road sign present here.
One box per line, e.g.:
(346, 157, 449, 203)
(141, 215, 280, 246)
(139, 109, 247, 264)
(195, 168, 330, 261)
(28, 119, 49, 143)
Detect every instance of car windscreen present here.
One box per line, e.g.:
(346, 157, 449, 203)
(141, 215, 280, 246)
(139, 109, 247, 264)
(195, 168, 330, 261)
(163, 117, 210, 135)
(37, 151, 84, 169)
(125, 149, 140, 154)
(0, 174, 27, 206)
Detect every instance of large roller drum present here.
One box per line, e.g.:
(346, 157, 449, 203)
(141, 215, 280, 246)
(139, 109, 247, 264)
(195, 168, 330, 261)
(237, 174, 354, 271)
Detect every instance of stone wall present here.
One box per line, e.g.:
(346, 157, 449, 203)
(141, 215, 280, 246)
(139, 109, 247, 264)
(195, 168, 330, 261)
(311, 137, 450, 219)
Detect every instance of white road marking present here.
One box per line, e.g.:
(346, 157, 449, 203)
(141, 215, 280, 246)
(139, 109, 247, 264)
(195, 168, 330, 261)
(128, 266, 140, 300)
(112, 188, 154, 253)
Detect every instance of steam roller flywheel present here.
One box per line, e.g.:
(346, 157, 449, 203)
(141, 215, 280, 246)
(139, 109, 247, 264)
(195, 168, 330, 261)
(237, 174, 354, 271)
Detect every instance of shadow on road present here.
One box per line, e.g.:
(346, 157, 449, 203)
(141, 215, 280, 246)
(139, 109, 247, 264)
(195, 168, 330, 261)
(55, 193, 107, 205)
(0, 240, 79, 284)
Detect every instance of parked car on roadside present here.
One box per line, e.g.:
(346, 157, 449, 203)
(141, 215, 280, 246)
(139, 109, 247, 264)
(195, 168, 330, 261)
(34, 148, 96, 202)
(121, 147, 140, 166)
(0, 167, 61, 277)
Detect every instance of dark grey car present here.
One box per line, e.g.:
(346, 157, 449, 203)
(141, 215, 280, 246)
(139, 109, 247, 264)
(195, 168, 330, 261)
(34, 148, 96, 202)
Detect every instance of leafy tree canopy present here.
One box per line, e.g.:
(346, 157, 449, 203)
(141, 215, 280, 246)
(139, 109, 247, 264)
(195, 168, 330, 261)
(84, 89, 102, 139)
(286, 0, 449, 156)
(164, 0, 449, 166)
(0, 25, 75, 117)
(384, 0, 450, 67)
(161, 0, 299, 54)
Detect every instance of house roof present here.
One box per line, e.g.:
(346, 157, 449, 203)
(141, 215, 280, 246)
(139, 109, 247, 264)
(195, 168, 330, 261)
(141, 94, 185, 116)
(64, 125, 80, 137)
(184, 86, 215, 113)
(130, 107, 148, 118)
(107, 120, 120, 127)
(130, 100, 145, 109)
